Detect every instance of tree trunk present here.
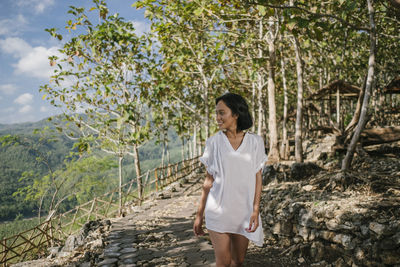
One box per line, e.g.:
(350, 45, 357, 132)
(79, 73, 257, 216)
(267, 26, 279, 161)
(293, 36, 304, 163)
(166, 140, 170, 164)
(188, 135, 193, 159)
(193, 123, 197, 157)
(204, 84, 210, 138)
(198, 125, 203, 155)
(257, 78, 264, 136)
(118, 155, 123, 216)
(251, 82, 256, 132)
(342, 0, 376, 171)
(257, 19, 264, 137)
(161, 141, 165, 169)
(336, 87, 340, 126)
(345, 75, 367, 136)
(280, 57, 289, 160)
(181, 137, 185, 162)
(360, 126, 400, 146)
(132, 143, 142, 201)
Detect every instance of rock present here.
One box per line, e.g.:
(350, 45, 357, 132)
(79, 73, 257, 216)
(299, 209, 320, 228)
(326, 220, 355, 231)
(392, 231, 400, 245)
(369, 222, 386, 238)
(302, 185, 315, 191)
(360, 225, 369, 236)
(47, 246, 61, 258)
(290, 162, 323, 181)
(97, 258, 118, 266)
(332, 257, 347, 267)
(120, 247, 137, 254)
(380, 250, 400, 265)
(62, 234, 85, 252)
(87, 239, 103, 249)
(262, 165, 276, 185)
(310, 261, 329, 267)
(332, 234, 354, 250)
(272, 220, 293, 236)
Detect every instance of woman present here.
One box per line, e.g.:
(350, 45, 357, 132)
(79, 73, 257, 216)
(193, 92, 267, 267)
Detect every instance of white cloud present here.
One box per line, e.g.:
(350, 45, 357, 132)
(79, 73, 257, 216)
(130, 20, 151, 36)
(1, 107, 15, 113)
(19, 105, 33, 113)
(14, 46, 61, 79)
(40, 106, 49, 112)
(0, 84, 18, 95)
(0, 14, 28, 36)
(16, 0, 55, 14)
(0, 37, 62, 79)
(0, 37, 31, 57)
(0, 96, 3, 101)
(14, 93, 33, 105)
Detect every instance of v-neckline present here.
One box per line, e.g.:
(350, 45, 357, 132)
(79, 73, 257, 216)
(221, 130, 247, 152)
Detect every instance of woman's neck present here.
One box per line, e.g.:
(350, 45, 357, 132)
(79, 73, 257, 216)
(224, 128, 244, 139)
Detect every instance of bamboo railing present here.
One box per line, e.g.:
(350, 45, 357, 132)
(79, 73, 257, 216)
(0, 156, 201, 266)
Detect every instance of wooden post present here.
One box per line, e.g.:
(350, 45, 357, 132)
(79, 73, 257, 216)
(167, 164, 172, 184)
(336, 86, 340, 125)
(143, 171, 150, 197)
(88, 199, 96, 221)
(155, 168, 159, 191)
(1, 238, 6, 266)
(175, 164, 179, 181)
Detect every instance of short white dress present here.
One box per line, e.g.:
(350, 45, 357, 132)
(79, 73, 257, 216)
(199, 130, 268, 246)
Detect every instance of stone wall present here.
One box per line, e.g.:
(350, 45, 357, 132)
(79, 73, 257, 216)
(260, 179, 400, 266)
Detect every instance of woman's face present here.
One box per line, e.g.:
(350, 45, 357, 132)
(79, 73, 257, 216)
(216, 100, 238, 131)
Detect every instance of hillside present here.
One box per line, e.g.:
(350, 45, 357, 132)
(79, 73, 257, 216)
(0, 117, 185, 223)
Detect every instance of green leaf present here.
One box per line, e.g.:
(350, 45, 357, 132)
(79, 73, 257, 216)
(256, 5, 266, 16)
(193, 8, 203, 16)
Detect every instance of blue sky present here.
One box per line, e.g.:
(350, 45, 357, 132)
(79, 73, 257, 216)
(0, 0, 149, 124)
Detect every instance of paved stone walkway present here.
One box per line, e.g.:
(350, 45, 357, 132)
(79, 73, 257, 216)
(93, 172, 302, 267)
(96, 173, 215, 267)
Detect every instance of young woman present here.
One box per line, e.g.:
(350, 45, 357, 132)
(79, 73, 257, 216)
(193, 92, 267, 267)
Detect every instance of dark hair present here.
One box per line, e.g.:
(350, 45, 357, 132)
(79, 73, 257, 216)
(216, 92, 253, 131)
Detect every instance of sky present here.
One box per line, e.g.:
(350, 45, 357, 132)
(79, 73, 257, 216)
(0, 0, 150, 124)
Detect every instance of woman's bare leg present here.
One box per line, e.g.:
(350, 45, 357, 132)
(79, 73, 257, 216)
(230, 234, 249, 267)
(208, 229, 231, 267)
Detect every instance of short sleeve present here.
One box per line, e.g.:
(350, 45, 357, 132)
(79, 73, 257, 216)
(199, 138, 218, 177)
(255, 136, 268, 174)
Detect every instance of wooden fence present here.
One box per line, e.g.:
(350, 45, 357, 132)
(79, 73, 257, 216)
(0, 156, 201, 266)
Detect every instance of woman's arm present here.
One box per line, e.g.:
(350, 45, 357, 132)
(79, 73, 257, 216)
(246, 170, 262, 232)
(193, 172, 214, 236)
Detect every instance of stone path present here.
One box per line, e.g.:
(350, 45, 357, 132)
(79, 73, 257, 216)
(96, 173, 215, 267)
(92, 171, 303, 267)
(10, 168, 302, 267)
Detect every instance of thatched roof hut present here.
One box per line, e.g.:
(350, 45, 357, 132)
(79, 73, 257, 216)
(308, 80, 361, 100)
(382, 77, 400, 94)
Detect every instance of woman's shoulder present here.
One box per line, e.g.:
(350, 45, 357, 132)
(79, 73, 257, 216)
(245, 131, 263, 142)
(205, 131, 222, 145)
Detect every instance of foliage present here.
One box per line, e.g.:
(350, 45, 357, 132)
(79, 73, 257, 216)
(0, 119, 183, 224)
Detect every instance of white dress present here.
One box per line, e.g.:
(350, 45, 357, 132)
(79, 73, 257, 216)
(199, 130, 268, 246)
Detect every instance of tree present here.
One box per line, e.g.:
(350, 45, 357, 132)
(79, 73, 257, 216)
(134, 0, 227, 141)
(0, 131, 116, 221)
(341, 0, 376, 170)
(41, 0, 155, 201)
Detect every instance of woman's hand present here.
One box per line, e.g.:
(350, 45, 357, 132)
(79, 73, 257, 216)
(245, 211, 259, 233)
(193, 214, 205, 236)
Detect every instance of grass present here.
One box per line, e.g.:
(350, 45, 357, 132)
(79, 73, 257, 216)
(0, 217, 40, 240)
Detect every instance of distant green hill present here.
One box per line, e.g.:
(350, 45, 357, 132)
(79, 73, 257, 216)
(0, 116, 185, 222)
